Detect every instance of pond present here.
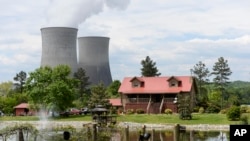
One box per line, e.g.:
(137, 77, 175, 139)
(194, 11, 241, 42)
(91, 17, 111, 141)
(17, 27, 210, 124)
(0, 127, 229, 141)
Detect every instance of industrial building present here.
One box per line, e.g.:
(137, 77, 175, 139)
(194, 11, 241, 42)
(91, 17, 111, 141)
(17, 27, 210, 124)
(40, 27, 112, 86)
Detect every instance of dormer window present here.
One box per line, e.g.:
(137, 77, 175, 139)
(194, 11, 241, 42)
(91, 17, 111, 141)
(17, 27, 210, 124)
(167, 76, 181, 87)
(171, 82, 176, 87)
(130, 77, 144, 88)
(133, 82, 140, 87)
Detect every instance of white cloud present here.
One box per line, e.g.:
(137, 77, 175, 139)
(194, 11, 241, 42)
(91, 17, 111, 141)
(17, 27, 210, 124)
(1, 0, 250, 82)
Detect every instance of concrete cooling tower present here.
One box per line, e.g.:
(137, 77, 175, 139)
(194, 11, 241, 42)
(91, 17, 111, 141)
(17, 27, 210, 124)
(40, 27, 78, 74)
(78, 36, 112, 86)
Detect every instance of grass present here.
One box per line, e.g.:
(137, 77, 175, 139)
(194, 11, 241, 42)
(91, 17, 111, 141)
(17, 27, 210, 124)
(1, 113, 249, 125)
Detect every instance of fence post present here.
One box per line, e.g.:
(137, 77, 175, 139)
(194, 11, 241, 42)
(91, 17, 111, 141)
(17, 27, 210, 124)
(92, 123, 97, 141)
(124, 125, 129, 141)
(151, 129, 155, 141)
(18, 129, 24, 141)
(174, 124, 180, 141)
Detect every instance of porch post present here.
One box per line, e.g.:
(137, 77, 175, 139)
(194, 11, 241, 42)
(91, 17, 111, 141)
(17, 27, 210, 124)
(146, 94, 151, 114)
(159, 95, 164, 114)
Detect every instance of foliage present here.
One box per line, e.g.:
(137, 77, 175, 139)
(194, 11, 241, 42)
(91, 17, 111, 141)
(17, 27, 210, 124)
(126, 109, 135, 114)
(140, 56, 161, 77)
(211, 57, 232, 89)
(25, 65, 78, 112)
(240, 115, 248, 125)
(198, 107, 205, 114)
(164, 108, 173, 114)
(208, 90, 221, 105)
(0, 123, 38, 140)
(13, 70, 27, 93)
(177, 94, 192, 120)
(191, 61, 210, 104)
(226, 106, 241, 121)
(205, 104, 220, 113)
(136, 109, 145, 114)
(0, 81, 13, 96)
(88, 83, 110, 109)
(211, 57, 232, 109)
(220, 109, 227, 114)
(106, 80, 121, 98)
(73, 67, 90, 106)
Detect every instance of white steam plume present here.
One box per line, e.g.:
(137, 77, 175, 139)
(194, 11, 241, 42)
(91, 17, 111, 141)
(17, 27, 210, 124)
(45, 0, 130, 27)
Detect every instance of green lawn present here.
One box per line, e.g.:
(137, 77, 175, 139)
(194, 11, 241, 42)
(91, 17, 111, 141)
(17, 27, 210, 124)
(0, 113, 248, 125)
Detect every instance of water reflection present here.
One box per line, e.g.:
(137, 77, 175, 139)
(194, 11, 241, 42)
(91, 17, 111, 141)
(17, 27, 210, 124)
(1, 127, 229, 141)
(122, 130, 229, 141)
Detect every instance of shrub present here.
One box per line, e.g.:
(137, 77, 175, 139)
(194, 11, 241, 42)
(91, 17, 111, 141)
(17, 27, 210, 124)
(205, 105, 220, 113)
(164, 109, 173, 114)
(126, 109, 134, 114)
(240, 115, 249, 125)
(227, 106, 241, 121)
(198, 107, 205, 114)
(246, 109, 250, 113)
(219, 109, 227, 114)
(136, 109, 145, 114)
(240, 106, 248, 113)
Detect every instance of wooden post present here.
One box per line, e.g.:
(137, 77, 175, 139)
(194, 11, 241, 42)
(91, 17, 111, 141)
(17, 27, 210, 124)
(173, 124, 180, 141)
(151, 129, 155, 141)
(18, 129, 24, 141)
(190, 130, 194, 141)
(124, 125, 129, 141)
(142, 125, 146, 135)
(92, 123, 97, 141)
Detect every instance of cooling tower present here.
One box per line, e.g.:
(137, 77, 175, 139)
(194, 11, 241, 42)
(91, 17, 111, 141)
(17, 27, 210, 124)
(40, 27, 78, 74)
(78, 36, 112, 86)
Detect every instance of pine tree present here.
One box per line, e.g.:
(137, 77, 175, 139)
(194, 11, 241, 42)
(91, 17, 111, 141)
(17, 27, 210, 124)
(74, 68, 90, 98)
(211, 57, 232, 90)
(13, 71, 27, 93)
(141, 56, 161, 77)
(88, 83, 110, 109)
(211, 57, 232, 109)
(191, 61, 210, 103)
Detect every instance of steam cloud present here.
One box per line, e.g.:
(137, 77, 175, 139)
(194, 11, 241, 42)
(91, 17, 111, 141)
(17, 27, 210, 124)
(46, 0, 130, 27)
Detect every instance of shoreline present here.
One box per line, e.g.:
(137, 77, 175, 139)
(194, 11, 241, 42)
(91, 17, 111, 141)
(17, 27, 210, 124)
(0, 121, 229, 131)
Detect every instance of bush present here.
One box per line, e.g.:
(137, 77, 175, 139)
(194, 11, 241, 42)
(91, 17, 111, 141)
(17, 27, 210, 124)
(240, 106, 248, 113)
(227, 106, 241, 121)
(219, 109, 227, 114)
(205, 105, 220, 113)
(198, 107, 205, 114)
(164, 109, 173, 114)
(126, 109, 134, 114)
(240, 115, 249, 125)
(136, 109, 145, 114)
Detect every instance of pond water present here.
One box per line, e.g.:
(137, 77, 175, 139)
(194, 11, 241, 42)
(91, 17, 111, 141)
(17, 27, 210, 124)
(125, 130, 229, 141)
(1, 129, 229, 141)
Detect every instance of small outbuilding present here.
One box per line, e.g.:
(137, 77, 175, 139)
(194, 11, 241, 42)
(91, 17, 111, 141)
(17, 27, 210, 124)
(14, 103, 34, 116)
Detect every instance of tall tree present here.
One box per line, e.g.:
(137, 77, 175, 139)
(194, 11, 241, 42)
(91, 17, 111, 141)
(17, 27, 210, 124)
(25, 65, 78, 112)
(88, 83, 110, 109)
(74, 68, 90, 98)
(0, 81, 13, 96)
(191, 61, 210, 103)
(211, 57, 232, 109)
(13, 71, 27, 93)
(141, 56, 161, 77)
(106, 80, 121, 98)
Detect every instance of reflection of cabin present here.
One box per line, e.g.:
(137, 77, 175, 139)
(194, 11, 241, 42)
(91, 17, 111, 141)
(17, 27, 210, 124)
(14, 103, 34, 116)
(118, 76, 197, 114)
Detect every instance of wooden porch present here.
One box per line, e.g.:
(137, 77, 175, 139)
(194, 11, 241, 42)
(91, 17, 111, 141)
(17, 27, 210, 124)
(124, 94, 178, 114)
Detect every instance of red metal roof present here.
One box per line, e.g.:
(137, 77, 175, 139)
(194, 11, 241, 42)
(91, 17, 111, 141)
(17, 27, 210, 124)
(109, 98, 122, 106)
(118, 76, 194, 94)
(14, 103, 29, 109)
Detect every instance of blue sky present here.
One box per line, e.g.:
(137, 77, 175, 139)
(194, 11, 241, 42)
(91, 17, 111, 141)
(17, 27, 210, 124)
(1, 0, 250, 82)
